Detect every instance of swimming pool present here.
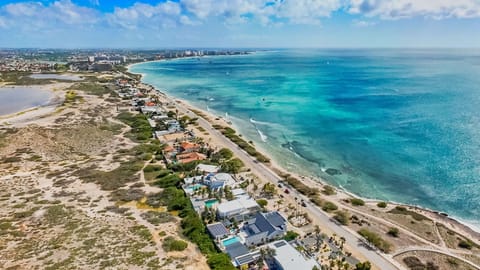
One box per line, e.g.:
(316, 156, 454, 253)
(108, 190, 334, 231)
(185, 184, 203, 193)
(222, 236, 240, 246)
(204, 199, 218, 208)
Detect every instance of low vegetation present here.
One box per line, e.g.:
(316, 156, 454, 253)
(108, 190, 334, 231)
(256, 199, 268, 208)
(388, 206, 428, 221)
(213, 126, 270, 163)
(68, 82, 112, 96)
(358, 229, 392, 253)
(387, 227, 400, 237)
(350, 198, 365, 206)
(279, 172, 318, 197)
(322, 185, 336, 195)
(162, 236, 188, 252)
(377, 201, 388, 208)
(402, 256, 439, 270)
(75, 158, 143, 191)
(141, 211, 176, 225)
(117, 112, 154, 142)
(333, 210, 349, 225)
(322, 201, 339, 212)
(283, 230, 299, 241)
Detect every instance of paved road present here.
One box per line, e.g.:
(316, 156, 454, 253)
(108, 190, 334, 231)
(176, 102, 402, 270)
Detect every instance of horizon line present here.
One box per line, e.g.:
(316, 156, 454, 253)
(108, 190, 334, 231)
(2, 46, 480, 50)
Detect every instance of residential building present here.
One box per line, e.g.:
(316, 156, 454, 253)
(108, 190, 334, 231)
(181, 141, 201, 153)
(217, 196, 259, 220)
(206, 223, 229, 241)
(196, 163, 220, 174)
(203, 173, 236, 190)
(176, 152, 206, 164)
(243, 211, 287, 247)
(267, 240, 321, 270)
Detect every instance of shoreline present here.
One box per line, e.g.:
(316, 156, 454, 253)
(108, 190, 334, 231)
(127, 61, 480, 240)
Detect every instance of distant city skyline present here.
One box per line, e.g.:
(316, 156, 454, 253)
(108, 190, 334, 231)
(1, 0, 480, 48)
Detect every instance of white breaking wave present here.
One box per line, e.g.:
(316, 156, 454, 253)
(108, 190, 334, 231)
(257, 128, 268, 142)
(250, 117, 268, 142)
(249, 118, 271, 126)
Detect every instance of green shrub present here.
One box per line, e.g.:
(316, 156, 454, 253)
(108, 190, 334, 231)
(141, 211, 175, 225)
(162, 236, 188, 251)
(283, 230, 299, 241)
(322, 201, 338, 212)
(256, 199, 268, 208)
(377, 202, 387, 208)
(207, 253, 237, 270)
(387, 227, 399, 237)
(155, 174, 182, 188)
(143, 165, 163, 173)
(355, 261, 372, 270)
(322, 185, 336, 195)
(350, 198, 365, 206)
(333, 210, 349, 225)
(218, 148, 233, 160)
(220, 158, 244, 174)
(358, 229, 392, 253)
(458, 239, 473, 250)
(388, 206, 428, 221)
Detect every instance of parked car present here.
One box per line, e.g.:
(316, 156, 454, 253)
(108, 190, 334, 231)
(284, 189, 290, 194)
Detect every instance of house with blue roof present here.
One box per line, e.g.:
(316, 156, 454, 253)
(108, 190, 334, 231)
(243, 211, 287, 247)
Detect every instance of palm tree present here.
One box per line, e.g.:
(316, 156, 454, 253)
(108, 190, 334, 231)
(339, 236, 346, 250)
(314, 225, 322, 252)
(257, 247, 276, 269)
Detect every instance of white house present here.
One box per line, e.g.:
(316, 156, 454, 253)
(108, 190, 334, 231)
(196, 164, 220, 174)
(217, 196, 259, 220)
(267, 240, 321, 270)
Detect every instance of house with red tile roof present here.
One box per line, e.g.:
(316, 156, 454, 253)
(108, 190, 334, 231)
(180, 141, 201, 153)
(176, 152, 206, 164)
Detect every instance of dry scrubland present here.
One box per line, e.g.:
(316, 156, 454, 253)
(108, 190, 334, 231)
(0, 81, 208, 269)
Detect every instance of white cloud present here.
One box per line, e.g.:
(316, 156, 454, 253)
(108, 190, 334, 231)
(348, 0, 480, 19)
(1, 0, 480, 37)
(275, 0, 342, 24)
(1, 0, 99, 31)
(352, 19, 376, 27)
(180, 0, 343, 25)
(107, 1, 185, 29)
(0, 16, 6, 28)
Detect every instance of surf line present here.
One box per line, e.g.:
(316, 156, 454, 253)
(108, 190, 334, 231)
(250, 117, 268, 142)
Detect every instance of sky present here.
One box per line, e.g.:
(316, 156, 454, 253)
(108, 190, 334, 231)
(0, 0, 480, 48)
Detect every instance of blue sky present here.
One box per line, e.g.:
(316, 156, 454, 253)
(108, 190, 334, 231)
(0, 0, 480, 48)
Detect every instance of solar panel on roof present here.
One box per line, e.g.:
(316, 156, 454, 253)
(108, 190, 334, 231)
(274, 241, 287, 248)
(236, 254, 255, 265)
(207, 223, 228, 236)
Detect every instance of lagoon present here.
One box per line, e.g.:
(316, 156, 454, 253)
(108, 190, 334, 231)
(0, 86, 53, 116)
(29, 73, 83, 81)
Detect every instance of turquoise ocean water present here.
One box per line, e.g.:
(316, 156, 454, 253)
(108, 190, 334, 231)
(130, 49, 480, 229)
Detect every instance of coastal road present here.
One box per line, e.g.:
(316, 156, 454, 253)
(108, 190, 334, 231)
(174, 101, 402, 270)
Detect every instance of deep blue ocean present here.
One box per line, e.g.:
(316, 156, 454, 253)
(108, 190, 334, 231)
(130, 49, 480, 229)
